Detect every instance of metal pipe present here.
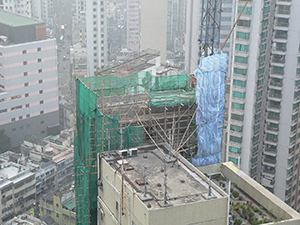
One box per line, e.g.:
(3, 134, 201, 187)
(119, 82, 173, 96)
(121, 157, 124, 216)
(164, 158, 168, 204)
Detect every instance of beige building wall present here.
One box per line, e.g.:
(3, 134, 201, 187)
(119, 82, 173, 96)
(140, 0, 168, 64)
(39, 195, 76, 225)
(98, 158, 228, 225)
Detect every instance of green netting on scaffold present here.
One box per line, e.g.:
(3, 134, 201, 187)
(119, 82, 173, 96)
(74, 71, 195, 224)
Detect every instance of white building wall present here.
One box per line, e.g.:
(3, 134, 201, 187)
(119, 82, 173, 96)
(86, 0, 108, 76)
(0, 39, 59, 146)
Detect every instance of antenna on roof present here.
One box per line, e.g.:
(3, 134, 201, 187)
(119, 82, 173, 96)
(168, 129, 172, 159)
(120, 126, 123, 150)
(164, 157, 168, 205)
(143, 166, 148, 197)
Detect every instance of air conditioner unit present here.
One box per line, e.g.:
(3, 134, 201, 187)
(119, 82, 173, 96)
(119, 150, 128, 157)
(129, 148, 138, 156)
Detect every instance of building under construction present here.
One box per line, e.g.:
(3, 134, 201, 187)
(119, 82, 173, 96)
(74, 67, 197, 224)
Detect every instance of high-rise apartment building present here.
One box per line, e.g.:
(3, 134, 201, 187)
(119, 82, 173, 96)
(184, 0, 236, 74)
(0, 0, 31, 17)
(166, 0, 186, 54)
(0, 11, 60, 147)
(73, 0, 108, 76)
(31, 0, 56, 22)
(227, 0, 300, 212)
(127, 0, 140, 52)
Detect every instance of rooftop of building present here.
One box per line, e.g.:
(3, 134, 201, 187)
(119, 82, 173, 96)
(0, 161, 33, 184)
(4, 214, 47, 225)
(41, 183, 75, 211)
(0, 10, 44, 28)
(98, 49, 160, 74)
(21, 130, 74, 163)
(100, 144, 226, 209)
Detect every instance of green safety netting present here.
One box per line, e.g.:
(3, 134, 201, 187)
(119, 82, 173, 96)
(74, 71, 195, 224)
(149, 90, 195, 107)
(152, 74, 190, 91)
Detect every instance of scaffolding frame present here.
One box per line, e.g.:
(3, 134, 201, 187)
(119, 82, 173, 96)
(74, 71, 197, 224)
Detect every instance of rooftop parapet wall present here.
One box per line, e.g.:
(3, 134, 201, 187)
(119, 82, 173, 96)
(198, 162, 300, 225)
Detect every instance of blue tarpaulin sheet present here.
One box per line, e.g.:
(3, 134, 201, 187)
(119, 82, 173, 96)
(192, 53, 227, 167)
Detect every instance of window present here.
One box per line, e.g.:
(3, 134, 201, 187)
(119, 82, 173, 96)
(26, 114, 30, 118)
(261, 31, 268, 40)
(40, 100, 44, 104)
(24, 82, 28, 87)
(37, 47, 41, 51)
(39, 90, 43, 94)
(235, 56, 248, 64)
(234, 68, 247, 75)
(235, 44, 249, 52)
(40, 110, 44, 115)
(11, 105, 22, 111)
(230, 124, 243, 132)
(23, 61, 27, 65)
(237, 19, 251, 27)
(229, 146, 241, 154)
(23, 72, 28, 76)
(257, 79, 264, 87)
(259, 55, 265, 64)
(233, 79, 246, 87)
(260, 43, 267, 51)
(266, 133, 278, 142)
(232, 102, 244, 110)
(26, 104, 29, 108)
(262, 19, 269, 27)
(39, 79, 43, 84)
(231, 113, 244, 121)
(256, 90, 263, 99)
(238, 6, 252, 14)
(38, 69, 42, 73)
(22, 50, 26, 54)
(272, 66, 284, 75)
(254, 124, 260, 132)
(230, 135, 242, 144)
(19, 116, 23, 120)
(275, 30, 288, 39)
(11, 118, 16, 122)
(232, 91, 246, 99)
(277, 18, 289, 27)
(38, 58, 42, 62)
(278, 5, 290, 15)
(276, 43, 286, 52)
(11, 95, 21, 100)
(229, 157, 239, 165)
(255, 101, 262, 109)
(258, 67, 265, 75)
